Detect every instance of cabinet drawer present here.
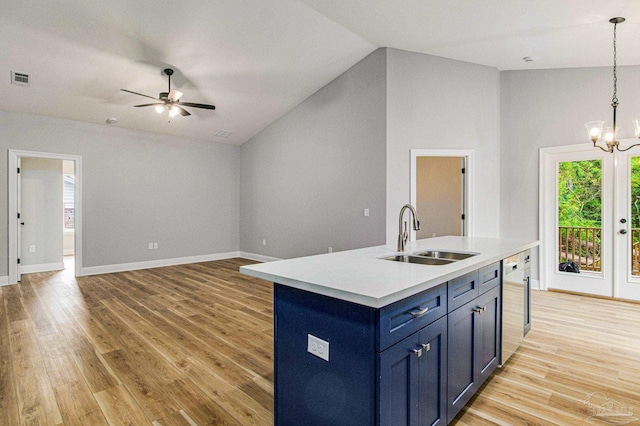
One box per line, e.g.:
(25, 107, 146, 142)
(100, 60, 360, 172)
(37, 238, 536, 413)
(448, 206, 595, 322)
(448, 270, 479, 312)
(377, 283, 447, 352)
(478, 262, 501, 295)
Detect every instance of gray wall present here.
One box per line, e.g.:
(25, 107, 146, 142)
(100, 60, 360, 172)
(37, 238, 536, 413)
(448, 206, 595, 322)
(500, 65, 640, 281)
(240, 48, 387, 258)
(386, 48, 501, 244)
(20, 158, 63, 268)
(0, 109, 240, 276)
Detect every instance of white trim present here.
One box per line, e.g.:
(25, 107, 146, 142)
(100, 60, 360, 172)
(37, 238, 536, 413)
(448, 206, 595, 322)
(63, 249, 75, 256)
(82, 251, 245, 276)
(238, 252, 281, 263)
(410, 149, 475, 239)
(0, 276, 9, 287)
(8, 149, 83, 284)
(19, 262, 65, 274)
(80, 251, 282, 276)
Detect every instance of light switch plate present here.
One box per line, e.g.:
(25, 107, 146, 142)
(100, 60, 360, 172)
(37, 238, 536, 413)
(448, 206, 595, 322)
(308, 334, 329, 361)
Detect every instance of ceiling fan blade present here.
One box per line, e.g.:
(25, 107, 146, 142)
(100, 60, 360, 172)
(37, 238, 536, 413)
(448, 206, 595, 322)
(175, 105, 191, 116)
(168, 89, 183, 102)
(120, 89, 159, 100)
(134, 103, 165, 107)
(180, 102, 216, 110)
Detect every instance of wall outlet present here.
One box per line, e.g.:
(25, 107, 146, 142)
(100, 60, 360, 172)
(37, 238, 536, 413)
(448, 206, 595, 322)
(262, 239, 267, 246)
(308, 334, 329, 361)
(328, 247, 333, 253)
(364, 208, 369, 217)
(29, 245, 36, 253)
(153, 242, 158, 249)
(148, 243, 153, 250)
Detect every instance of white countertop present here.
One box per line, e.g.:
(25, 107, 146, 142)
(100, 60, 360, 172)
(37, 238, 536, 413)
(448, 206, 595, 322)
(240, 236, 539, 308)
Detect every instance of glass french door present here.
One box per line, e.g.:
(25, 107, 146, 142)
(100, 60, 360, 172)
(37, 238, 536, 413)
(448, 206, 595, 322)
(614, 151, 640, 300)
(541, 145, 640, 301)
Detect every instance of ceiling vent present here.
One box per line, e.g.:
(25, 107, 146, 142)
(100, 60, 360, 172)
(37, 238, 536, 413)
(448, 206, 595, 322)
(11, 71, 30, 87)
(215, 129, 233, 138)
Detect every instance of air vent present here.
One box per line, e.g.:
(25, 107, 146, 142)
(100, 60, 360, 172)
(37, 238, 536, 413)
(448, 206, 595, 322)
(11, 71, 30, 87)
(215, 129, 233, 138)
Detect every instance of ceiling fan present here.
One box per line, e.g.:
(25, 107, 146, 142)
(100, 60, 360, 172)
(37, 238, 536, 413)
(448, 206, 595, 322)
(121, 68, 216, 117)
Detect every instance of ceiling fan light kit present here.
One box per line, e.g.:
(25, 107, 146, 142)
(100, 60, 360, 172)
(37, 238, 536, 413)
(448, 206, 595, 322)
(586, 17, 640, 153)
(121, 68, 216, 120)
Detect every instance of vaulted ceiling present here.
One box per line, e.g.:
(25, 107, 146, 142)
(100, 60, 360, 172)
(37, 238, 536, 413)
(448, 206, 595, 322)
(2, 0, 639, 145)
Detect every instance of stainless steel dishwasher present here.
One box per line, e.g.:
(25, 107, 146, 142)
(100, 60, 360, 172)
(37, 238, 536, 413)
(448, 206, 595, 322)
(501, 250, 527, 364)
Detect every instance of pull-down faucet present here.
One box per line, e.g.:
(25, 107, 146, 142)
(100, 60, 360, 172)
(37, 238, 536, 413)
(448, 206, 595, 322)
(398, 204, 420, 252)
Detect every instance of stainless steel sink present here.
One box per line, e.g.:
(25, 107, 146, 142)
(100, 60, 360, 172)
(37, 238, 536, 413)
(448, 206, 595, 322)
(382, 250, 479, 265)
(382, 255, 455, 265)
(412, 250, 479, 261)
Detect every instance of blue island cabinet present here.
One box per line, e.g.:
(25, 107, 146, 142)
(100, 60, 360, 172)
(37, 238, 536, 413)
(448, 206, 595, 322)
(273, 261, 501, 426)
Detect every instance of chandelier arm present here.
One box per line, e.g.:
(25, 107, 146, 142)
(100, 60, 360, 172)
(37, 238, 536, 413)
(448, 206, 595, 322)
(616, 143, 640, 152)
(593, 142, 613, 153)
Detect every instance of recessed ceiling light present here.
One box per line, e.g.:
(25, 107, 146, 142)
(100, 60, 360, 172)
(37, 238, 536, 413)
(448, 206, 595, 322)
(215, 129, 233, 138)
(522, 56, 536, 63)
(105, 117, 117, 125)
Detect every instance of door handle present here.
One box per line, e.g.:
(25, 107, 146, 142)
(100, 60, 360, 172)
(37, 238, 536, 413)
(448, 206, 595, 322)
(20, 222, 24, 226)
(620, 229, 627, 235)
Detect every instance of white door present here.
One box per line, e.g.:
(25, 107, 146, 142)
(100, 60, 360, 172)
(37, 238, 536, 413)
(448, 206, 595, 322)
(17, 157, 23, 282)
(541, 147, 614, 297)
(614, 151, 640, 300)
(541, 144, 640, 301)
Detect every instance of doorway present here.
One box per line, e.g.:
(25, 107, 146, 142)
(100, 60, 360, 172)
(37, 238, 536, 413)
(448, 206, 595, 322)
(410, 149, 474, 240)
(540, 143, 640, 301)
(8, 150, 82, 284)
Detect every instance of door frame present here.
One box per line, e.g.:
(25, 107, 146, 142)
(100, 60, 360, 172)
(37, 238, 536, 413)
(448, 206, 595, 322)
(410, 149, 474, 240)
(8, 149, 83, 284)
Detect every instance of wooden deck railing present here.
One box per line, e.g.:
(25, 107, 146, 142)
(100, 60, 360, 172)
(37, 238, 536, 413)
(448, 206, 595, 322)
(558, 226, 601, 272)
(633, 228, 640, 276)
(559, 227, 640, 274)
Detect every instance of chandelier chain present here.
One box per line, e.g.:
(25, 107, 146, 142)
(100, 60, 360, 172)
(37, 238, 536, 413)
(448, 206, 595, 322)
(612, 22, 618, 106)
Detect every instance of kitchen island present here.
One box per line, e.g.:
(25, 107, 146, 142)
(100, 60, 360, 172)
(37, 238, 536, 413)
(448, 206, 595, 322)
(240, 236, 539, 426)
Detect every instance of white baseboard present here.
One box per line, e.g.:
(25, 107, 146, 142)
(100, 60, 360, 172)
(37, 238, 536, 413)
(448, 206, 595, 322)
(80, 251, 283, 277)
(20, 262, 65, 274)
(63, 249, 75, 256)
(238, 252, 281, 263)
(0, 276, 9, 286)
(80, 251, 245, 276)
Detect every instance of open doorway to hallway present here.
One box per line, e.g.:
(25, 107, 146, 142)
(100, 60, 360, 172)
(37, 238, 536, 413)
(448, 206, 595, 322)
(410, 149, 474, 240)
(8, 150, 82, 284)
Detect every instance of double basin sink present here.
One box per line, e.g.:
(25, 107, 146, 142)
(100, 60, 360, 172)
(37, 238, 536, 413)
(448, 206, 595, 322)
(383, 250, 479, 265)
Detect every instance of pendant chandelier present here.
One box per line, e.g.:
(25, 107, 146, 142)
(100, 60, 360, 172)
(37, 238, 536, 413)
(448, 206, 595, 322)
(585, 17, 640, 152)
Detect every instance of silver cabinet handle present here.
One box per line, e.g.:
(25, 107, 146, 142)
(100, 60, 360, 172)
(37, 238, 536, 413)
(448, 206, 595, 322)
(412, 348, 422, 357)
(421, 343, 431, 352)
(409, 306, 429, 318)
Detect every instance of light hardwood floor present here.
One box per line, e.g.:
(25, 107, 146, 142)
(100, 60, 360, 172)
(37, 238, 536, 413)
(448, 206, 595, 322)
(1, 258, 639, 425)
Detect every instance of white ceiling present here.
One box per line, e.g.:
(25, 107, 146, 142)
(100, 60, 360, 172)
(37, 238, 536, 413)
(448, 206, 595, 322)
(1, 0, 639, 145)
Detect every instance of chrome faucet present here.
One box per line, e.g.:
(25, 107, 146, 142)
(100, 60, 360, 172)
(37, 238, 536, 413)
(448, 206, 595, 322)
(397, 204, 421, 252)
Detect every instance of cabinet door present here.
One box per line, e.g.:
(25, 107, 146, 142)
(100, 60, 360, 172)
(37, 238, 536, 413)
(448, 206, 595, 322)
(446, 302, 477, 423)
(417, 317, 447, 426)
(379, 332, 421, 426)
(476, 286, 501, 384)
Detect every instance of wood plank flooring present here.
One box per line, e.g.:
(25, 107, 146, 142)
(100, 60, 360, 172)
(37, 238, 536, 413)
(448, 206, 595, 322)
(1, 258, 639, 425)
